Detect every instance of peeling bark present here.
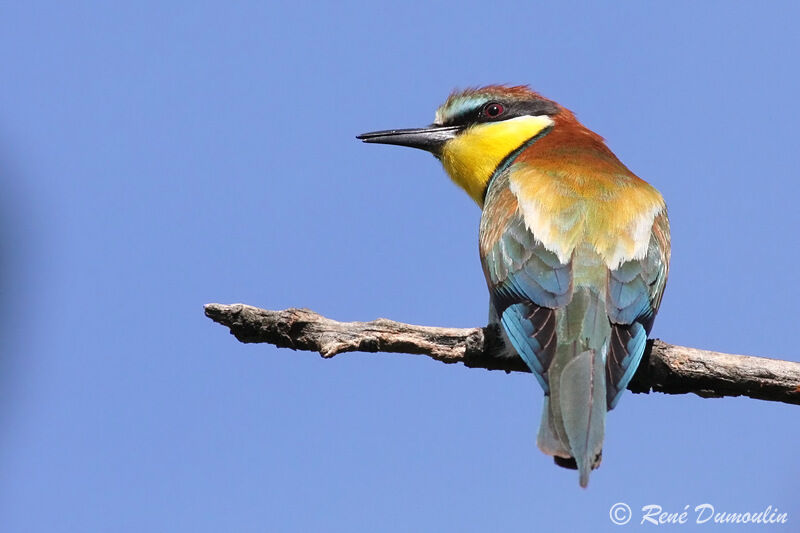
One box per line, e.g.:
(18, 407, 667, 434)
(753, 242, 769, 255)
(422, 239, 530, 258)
(205, 303, 800, 406)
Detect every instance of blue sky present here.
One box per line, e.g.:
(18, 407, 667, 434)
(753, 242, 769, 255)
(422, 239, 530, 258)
(1, 1, 798, 531)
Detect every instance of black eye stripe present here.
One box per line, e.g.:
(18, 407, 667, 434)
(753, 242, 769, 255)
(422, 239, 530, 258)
(442, 99, 558, 127)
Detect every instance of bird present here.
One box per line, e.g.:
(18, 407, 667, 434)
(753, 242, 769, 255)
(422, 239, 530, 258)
(357, 85, 670, 487)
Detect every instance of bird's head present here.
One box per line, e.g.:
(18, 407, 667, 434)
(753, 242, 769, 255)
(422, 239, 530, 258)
(358, 85, 562, 205)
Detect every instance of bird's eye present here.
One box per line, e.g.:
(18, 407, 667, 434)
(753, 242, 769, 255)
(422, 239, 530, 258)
(482, 102, 505, 119)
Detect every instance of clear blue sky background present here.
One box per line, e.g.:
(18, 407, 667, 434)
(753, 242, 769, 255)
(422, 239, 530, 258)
(1, 2, 798, 531)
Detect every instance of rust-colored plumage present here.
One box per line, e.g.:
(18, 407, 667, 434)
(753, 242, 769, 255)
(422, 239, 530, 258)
(359, 85, 670, 487)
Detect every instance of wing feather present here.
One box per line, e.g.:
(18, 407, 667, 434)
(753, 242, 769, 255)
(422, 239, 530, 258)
(480, 179, 573, 392)
(605, 210, 670, 408)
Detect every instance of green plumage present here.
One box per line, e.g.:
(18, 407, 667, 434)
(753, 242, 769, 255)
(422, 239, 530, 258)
(358, 84, 670, 488)
(481, 170, 668, 487)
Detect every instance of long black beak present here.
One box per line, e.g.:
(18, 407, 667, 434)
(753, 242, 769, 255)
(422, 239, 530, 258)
(356, 125, 461, 155)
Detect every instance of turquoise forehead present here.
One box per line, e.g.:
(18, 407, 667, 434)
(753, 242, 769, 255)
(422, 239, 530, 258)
(434, 94, 492, 124)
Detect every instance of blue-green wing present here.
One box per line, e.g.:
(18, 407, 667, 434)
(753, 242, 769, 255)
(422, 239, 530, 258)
(480, 195, 572, 392)
(605, 211, 671, 408)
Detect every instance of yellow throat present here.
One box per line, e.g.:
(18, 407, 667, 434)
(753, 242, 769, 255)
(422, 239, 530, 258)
(439, 115, 554, 205)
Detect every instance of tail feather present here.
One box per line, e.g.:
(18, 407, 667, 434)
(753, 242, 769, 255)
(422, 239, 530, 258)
(537, 397, 572, 459)
(556, 349, 606, 487)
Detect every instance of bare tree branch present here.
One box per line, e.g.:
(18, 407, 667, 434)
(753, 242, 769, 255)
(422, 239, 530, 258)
(204, 303, 800, 406)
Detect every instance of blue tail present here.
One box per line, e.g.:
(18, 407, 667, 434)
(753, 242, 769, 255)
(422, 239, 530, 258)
(558, 349, 606, 487)
(534, 286, 610, 487)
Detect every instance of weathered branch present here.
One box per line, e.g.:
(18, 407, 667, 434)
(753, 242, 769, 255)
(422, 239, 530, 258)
(204, 303, 800, 406)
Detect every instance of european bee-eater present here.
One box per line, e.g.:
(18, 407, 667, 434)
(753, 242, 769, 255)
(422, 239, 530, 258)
(357, 85, 670, 487)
